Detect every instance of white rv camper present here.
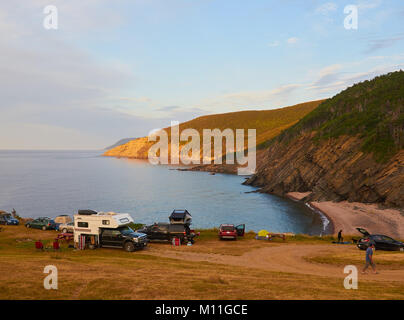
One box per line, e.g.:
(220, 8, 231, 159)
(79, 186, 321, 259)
(73, 210, 147, 251)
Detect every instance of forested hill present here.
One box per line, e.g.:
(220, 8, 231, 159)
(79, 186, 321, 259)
(276, 70, 404, 162)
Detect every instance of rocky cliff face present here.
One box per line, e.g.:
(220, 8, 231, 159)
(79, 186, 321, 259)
(245, 132, 404, 207)
(245, 71, 404, 208)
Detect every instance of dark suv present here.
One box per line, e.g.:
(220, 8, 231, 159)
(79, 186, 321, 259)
(100, 226, 148, 252)
(137, 223, 197, 244)
(356, 228, 404, 251)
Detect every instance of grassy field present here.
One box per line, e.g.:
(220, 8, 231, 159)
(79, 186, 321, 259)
(1, 225, 404, 300)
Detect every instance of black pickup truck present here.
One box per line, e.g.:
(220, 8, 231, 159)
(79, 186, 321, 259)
(100, 226, 148, 252)
(137, 223, 197, 244)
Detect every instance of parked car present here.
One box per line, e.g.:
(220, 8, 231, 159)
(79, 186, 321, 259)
(218, 224, 245, 240)
(58, 222, 74, 233)
(0, 213, 19, 225)
(356, 228, 404, 251)
(100, 226, 148, 252)
(25, 217, 57, 231)
(137, 223, 198, 244)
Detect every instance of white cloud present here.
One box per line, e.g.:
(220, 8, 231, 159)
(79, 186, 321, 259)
(306, 60, 404, 94)
(268, 41, 279, 47)
(287, 37, 298, 44)
(315, 2, 337, 15)
(356, 0, 382, 10)
(201, 84, 302, 110)
(0, 2, 157, 149)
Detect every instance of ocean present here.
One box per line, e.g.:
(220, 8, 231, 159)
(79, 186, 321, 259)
(0, 150, 328, 234)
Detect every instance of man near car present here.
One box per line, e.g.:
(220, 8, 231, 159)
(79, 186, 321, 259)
(362, 243, 378, 274)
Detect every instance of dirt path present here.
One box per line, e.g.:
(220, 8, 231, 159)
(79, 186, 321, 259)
(146, 243, 404, 282)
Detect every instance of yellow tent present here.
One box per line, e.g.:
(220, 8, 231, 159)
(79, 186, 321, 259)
(257, 230, 270, 237)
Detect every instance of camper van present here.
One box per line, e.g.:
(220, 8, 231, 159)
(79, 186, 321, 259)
(73, 210, 148, 252)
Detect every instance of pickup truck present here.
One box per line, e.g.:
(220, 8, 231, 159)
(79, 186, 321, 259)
(137, 223, 198, 244)
(100, 226, 148, 252)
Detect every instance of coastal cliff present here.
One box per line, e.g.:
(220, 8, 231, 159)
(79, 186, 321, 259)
(245, 71, 404, 208)
(103, 100, 323, 160)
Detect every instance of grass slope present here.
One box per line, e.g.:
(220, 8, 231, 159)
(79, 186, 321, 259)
(1, 225, 404, 300)
(177, 100, 323, 146)
(104, 100, 323, 158)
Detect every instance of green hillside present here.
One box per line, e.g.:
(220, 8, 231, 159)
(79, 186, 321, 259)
(276, 71, 404, 162)
(177, 100, 323, 146)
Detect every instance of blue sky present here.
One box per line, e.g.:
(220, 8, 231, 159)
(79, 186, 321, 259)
(1, 0, 404, 149)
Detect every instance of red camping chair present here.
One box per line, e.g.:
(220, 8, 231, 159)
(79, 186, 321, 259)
(53, 240, 60, 250)
(35, 241, 44, 251)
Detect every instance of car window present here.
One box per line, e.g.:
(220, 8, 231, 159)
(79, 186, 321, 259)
(372, 235, 383, 241)
(221, 226, 235, 231)
(111, 230, 121, 236)
(77, 222, 88, 228)
(381, 236, 394, 242)
(119, 226, 135, 235)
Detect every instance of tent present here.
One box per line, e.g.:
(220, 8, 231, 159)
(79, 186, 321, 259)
(257, 230, 270, 237)
(169, 209, 192, 225)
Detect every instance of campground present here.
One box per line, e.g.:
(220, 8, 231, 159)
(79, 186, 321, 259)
(1, 225, 404, 300)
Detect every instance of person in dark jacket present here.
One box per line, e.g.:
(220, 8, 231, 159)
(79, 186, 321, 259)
(337, 230, 343, 243)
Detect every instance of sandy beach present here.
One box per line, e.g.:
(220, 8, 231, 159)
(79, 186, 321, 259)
(287, 192, 404, 239)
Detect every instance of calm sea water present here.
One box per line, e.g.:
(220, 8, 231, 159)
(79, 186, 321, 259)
(0, 150, 328, 234)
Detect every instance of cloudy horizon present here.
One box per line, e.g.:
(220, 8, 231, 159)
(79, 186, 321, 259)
(1, 0, 404, 149)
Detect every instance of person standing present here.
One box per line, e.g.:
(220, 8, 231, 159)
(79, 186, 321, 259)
(337, 230, 343, 243)
(362, 243, 378, 274)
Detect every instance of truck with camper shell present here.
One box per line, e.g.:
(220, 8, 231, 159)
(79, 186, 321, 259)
(73, 209, 148, 252)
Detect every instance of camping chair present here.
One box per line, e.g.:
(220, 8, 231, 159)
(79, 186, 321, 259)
(35, 241, 44, 251)
(53, 241, 60, 251)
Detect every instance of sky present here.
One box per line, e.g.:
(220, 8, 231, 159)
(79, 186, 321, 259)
(1, 0, 404, 149)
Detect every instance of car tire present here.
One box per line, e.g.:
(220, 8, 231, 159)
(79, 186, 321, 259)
(124, 241, 135, 252)
(62, 228, 67, 233)
(400, 247, 404, 252)
(42, 226, 46, 231)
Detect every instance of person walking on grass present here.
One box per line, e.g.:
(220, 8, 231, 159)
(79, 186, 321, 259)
(362, 242, 378, 274)
(338, 230, 343, 243)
